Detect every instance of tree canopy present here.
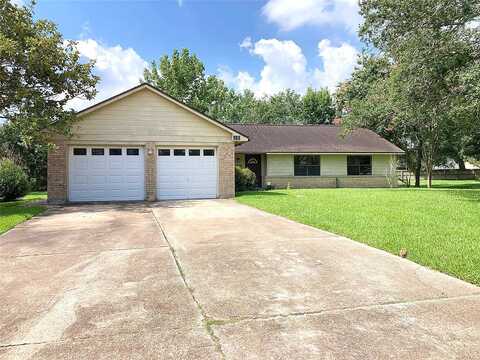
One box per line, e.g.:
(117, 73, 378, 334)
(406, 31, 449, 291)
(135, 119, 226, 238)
(338, 0, 480, 187)
(142, 49, 335, 125)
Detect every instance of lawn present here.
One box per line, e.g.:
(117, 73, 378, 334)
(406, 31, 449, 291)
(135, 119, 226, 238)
(0, 191, 47, 234)
(236, 180, 480, 286)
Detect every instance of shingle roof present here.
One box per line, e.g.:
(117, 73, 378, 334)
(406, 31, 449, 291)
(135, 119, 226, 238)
(230, 124, 404, 154)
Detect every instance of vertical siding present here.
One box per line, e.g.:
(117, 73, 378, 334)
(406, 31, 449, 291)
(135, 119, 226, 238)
(321, 155, 347, 176)
(266, 154, 294, 176)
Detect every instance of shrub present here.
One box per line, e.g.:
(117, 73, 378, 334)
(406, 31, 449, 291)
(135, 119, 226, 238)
(0, 159, 30, 201)
(235, 166, 257, 191)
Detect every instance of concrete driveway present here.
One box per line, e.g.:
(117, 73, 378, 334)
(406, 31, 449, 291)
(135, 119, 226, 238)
(1, 200, 480, 359)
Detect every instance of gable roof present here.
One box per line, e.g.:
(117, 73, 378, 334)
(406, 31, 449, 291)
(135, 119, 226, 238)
(230, 124, 404, 154)
(76, 83, 248, 142)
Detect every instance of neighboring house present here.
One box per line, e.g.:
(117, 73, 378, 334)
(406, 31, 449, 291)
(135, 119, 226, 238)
(231, 124, 404, 189)
(47, 83, 404, 203)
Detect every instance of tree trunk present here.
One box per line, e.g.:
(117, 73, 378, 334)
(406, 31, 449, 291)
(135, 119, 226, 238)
(458, 158, 466, 170)
(414, 145, 422, 188)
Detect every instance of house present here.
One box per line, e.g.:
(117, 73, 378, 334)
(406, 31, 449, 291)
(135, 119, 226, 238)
(47, 83, 404, 203)
(230, 124, 404, 189)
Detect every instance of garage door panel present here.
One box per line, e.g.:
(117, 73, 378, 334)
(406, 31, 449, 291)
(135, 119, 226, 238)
(157, 148, 217, 200)
(69, 147, 145, 202)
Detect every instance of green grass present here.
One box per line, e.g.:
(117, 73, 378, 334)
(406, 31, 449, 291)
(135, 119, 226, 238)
(236, 180, 480, 286)
(0, 191, 47, 234)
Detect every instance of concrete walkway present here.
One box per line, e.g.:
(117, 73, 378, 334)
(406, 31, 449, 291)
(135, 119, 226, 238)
(1, 200, 479, 359)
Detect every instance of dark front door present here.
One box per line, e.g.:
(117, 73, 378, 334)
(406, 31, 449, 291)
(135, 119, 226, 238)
(245, 154, 262, 187)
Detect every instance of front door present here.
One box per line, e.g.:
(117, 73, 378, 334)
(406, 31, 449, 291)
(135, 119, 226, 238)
(245, 154, 262, 187)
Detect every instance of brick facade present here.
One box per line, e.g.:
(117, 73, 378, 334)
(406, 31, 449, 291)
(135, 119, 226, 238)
(145, 142, 156, 201)
(218, 143, 235, 198)
(47, 137, 68, 203)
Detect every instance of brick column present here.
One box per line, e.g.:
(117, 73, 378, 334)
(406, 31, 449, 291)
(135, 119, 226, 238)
(145, 142, 157, 201)
(47, 137, 68, 203)
(218, 143, 235, 198)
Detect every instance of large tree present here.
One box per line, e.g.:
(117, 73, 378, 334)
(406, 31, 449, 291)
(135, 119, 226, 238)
(0, 0, 98, 188)
(0, 0, 98, 140)
(302, 87, 335, 124)
(353, 0, 480, 187)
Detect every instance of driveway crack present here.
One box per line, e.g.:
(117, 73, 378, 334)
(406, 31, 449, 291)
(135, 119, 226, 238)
(150, 208, 226, 360)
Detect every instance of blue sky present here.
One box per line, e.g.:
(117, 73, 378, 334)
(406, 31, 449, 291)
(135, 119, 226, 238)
(29, 0, 364, 109)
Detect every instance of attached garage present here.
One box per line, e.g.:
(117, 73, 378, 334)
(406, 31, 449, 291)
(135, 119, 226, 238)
(47, 83, 248, 203)
(68, 146, 145, 202)
(157, 148, 217, 200)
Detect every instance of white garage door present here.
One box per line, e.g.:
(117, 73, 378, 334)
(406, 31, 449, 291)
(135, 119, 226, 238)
(157, 148, 217, 200)
(69, 146, 145, 202)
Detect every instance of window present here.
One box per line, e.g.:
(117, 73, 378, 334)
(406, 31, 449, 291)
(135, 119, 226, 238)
(347, 156, 372, 175)
(91, 148, 104, 156)
(174, 149, 186, 156)
(158, 149, 170, 156)
(189, 149, 200, 156)
(127, 148, 139, 156)
(73, 148, 87, 156)
(109, 148, 122, 156)
(203, 149, 215, 156)
(294, 155, 320, 176)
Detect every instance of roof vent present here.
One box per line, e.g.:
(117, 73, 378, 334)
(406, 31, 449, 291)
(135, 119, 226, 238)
(233, 135, 241, 141)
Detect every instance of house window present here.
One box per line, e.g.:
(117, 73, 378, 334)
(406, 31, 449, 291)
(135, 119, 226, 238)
(91, 148, 104, 156)
(73, 148, 87, 156)
(126, 148, 139, 156)
(174, 149, 186, 156)
(203, 149, 215, 156)
(109, 148, 122, 156)
(189, 149, 200, 156)
(294, 155, 320, 176)
(158, 149, 170, 156)
(347, 156, 372, 175)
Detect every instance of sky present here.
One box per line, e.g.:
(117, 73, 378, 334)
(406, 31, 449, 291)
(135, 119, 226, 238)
(21, 0, 365, 110)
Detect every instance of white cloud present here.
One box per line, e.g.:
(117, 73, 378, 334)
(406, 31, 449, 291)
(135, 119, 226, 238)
(220, 38, 358, 96)
(240, 37, 253, 50)
(9, 0, 24, 6)
(314, 39, 358, 92)
(262, 0, 361, 33)
(68, 39, 148, 111)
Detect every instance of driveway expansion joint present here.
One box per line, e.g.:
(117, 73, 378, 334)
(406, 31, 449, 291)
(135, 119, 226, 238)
(206, 292, 480, 327)
(150, 207, 227, 360)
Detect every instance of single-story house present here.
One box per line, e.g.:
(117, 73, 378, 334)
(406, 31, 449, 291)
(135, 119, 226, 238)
(47, 83, 404, 203)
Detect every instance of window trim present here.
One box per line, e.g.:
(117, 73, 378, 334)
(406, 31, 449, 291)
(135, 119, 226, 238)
(158, 149, 171, 156)
(109, 148, 122, 156)
(294, 155, 321, 177)
(347, 155, 372, 176)
(173, 149, 186, 156)
(91, 148, 105, 156)
(126, 148, 140, 156)
(73, 148, 87, 156)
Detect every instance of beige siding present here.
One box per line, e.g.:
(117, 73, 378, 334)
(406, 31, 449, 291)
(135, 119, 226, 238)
(266, 154, 294, 176)
(321, 155, 347, 176)
(71, 88, 232, 144)
(372, 154, 394, 176)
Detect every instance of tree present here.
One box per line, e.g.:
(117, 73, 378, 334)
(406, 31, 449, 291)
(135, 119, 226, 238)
(357, 0, 480, 187)
(302, 87, 335, 124)
(143, 49, 209, 113)
(0, 0, 98, 141)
